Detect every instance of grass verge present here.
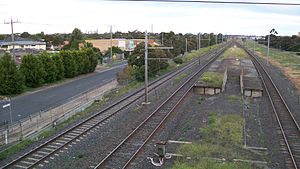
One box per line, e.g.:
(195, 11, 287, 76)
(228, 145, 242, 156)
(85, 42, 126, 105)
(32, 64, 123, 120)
(244, 40, 300, 91)
(0, 139, 33, 161)
(198, 72, 223, 87)
(172, 113, 266, 169)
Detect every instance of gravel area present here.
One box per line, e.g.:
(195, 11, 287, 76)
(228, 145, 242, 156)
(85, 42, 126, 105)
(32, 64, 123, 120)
(0, 49, 218, 167)
(129, 52, 287, 169)
(255, 55, 300, 123)
(36, 51, 219, 169)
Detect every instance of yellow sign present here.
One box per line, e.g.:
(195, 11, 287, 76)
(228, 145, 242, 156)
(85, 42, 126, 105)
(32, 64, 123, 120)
(113, 53, 117, 60)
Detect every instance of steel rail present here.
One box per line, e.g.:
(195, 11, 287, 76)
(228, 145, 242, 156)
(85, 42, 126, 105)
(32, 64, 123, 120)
(94, 43, 229, 169)
(1, 45, 221, 169)
(240, 43, 299, 169)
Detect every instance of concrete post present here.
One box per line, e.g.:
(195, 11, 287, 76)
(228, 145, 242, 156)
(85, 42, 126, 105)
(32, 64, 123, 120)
(4, 130, 8, 144)
(267, 34, 270, 66)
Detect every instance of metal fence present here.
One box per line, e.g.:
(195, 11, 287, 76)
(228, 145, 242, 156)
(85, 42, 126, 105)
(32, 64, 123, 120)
(0, 79, 118, 145)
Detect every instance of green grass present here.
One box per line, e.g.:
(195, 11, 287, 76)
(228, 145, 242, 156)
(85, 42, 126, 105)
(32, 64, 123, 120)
(173, 158, 254, 169)
(174, 73, 188, 83)
(183, 45, 218, 63)
(172, 113, 264, 169)
(198, 72, 224, 87)
(114, 81, 143, 98)
(197, 96, 205, 104)
(200, 113, 243, 146)
(227, 95, 241, 103)
(244, 40, 300, 73)
(222, 46, 247, 59)
(0, 139, 33, 161)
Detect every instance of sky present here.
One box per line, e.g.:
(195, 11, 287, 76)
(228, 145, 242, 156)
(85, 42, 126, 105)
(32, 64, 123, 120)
(0, 0, 299, 36)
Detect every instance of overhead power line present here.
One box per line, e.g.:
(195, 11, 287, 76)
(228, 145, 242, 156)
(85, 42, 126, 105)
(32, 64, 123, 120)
(108, 0, 300, 6)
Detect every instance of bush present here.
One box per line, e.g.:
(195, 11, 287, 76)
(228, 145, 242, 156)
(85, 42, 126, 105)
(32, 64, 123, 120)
(116, 66, 136, 84)
(39, 52, 58, 83)
(60, 50, 78, 78)
(0, 53, 24, 95)
(20, 54, 46, 88)
(173, 57, 183, 64)
(52, 54, 64, 80)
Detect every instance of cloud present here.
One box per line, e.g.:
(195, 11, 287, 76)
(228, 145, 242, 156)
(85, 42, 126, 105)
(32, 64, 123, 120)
(0, 0, 299, 35)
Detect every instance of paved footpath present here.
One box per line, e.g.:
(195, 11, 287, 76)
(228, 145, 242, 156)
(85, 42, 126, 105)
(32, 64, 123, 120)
(0, 64, 126, 124)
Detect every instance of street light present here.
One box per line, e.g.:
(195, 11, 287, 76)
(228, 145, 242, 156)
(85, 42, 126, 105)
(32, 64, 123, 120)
(267, 28, 278, 66)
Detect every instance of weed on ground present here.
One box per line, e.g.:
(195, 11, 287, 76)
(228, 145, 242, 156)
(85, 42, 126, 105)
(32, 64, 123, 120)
(172, 113, 266, 169)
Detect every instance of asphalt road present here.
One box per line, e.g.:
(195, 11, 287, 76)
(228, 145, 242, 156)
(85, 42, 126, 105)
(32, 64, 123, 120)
(0, 64, 126, 125)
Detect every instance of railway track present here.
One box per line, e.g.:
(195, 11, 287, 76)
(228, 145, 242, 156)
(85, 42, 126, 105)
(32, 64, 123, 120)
(241, 43, 300, 169)
(1, 45, 227, 169)
(93, 45, 229, 169)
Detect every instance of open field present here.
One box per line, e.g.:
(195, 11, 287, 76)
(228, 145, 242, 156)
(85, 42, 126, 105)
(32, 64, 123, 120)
(244, 40, 300, 91)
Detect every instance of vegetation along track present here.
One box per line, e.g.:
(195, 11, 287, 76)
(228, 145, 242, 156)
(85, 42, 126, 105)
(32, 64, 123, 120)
(1, 44, 228, 169)
(93, 44, 229, 169)
(240, 43, 300, 169)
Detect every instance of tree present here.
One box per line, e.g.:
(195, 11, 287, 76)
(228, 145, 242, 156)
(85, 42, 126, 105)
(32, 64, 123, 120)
(128, 43, 169, 81)
(20, 54, 45, 88)
(60, 50, 78, 78)
(85, 42, 103, 64)
(52, 54, 65, 80)
(69, 28, 84, 50)
(39, 52, 58, 83)
(104, 46, 123, 58)
(0, 34, 6, 40)
(20, 32, 30, 38)
(0, 53, 24, 95)
(84, 48, 98, 72)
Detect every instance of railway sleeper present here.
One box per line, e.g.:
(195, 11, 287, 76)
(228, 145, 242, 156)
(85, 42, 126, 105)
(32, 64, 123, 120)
(13, 164, 28, 169)
(26, 157, 39, 162)
(20, 160, 34, 165)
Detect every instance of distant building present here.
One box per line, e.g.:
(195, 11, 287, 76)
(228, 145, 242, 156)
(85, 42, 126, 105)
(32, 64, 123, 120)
(85, 39, 158, 52)
(0, 37, 46, 51)
(298, 32, 300, 37)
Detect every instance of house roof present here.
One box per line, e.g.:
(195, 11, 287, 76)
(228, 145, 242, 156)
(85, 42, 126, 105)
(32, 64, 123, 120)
(0, 37, 46, 46)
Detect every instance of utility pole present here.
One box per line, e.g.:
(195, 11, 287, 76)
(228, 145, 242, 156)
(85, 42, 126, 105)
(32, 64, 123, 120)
(208, 34, 211, 48)
(110, 25, 113, 60)
(253, 37, 256, 52)
(215, 34, 218, 45)
(221, 34, 223, 43)
(151, 24, 153, 33)
(185, 38, 188, 53)
(161, 32, 164, 45)
(267, 34, 270, 66)
(198, 33, 201, 50)
(4, 17, 19, 61)
(144, 31, 150, 104)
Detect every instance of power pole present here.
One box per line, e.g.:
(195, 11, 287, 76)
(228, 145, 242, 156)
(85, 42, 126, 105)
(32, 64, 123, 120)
(267, 34, 270, 66)
(221, 34, 223, 43)
(185, 38, 188, 53)
(253, 36, 256, 52)
(208, 34, 211, 48)
(151, 24, 153, 33)
(198, 33, 201, 49)
(4, 17, 19, 61)
(110, 25, 113, 59)
(215, 34, 218, 45)
(144, 31, 150, 104)
(161, 32, 164, 45)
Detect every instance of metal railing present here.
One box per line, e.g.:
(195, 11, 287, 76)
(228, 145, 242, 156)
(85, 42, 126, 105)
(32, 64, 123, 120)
(0, 79, 118, 145)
